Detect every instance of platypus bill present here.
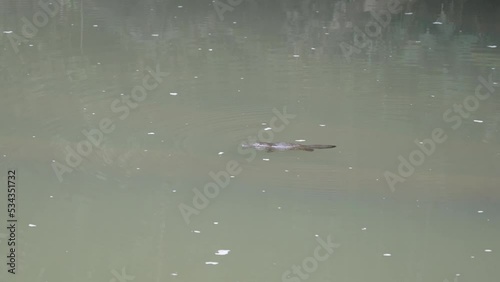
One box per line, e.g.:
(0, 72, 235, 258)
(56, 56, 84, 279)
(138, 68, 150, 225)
(241, 142, 336, 152)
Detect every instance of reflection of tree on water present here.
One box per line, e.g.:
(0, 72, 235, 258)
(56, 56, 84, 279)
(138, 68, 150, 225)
(278, 0, 499, 60)
(2, 0, 499, 76)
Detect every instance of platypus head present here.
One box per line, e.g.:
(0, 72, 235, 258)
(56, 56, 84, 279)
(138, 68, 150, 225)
(241, 142, 252, 148)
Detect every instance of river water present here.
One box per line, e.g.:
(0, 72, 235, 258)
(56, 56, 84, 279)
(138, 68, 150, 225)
(0, 0, 499, 282)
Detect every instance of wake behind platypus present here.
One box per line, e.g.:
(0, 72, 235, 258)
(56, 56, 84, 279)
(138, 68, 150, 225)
(241, 142, 336, 152)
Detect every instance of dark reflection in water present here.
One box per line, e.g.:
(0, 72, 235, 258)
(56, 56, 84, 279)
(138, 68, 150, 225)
(1, 0, 500, 67)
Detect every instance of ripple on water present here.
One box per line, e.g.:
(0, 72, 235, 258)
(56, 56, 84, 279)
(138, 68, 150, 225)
(158, 104, 287, 156)
(238, 155, 349, 190)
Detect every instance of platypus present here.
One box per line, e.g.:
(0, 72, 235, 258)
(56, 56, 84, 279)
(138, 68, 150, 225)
(241, 142, 336, 152)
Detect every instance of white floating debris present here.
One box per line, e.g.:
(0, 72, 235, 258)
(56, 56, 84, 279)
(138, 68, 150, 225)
(262, 190, 266, 192)
(295, 139, 306, 142)
(218, 152, 224, 155)
(148, 132, 155, 135)
(3, 31, 13, 34)
(152, 34, 159, 37)
(433, 21, 443, 25)
(213, 222, 218, 225)
(177, 5, 183, 8)
(264, 127, 272, 131)
(487, 45, 497, 49)
(172, 190, 176, 193)
(93, 24, 99, 27)
(215, 250, 230, 256)
(348, 167, 353, 170)
(361, 227, 367, 231)
(319, 124, 326, 127)
(205, 262, 218, 265)
(193, 230, 201, 234)
(263, 158, 270, 161)
(230, 175, 235, 178)
(473, 120, 484, 123)
(485, 249, 492, 253)
(170, 92, 178, 96)
(405, 12, 413, 15)
(478, 210, 484, 213)
(28, 224, 37, 227)
(171, 273, 178, 276)
(293, 54, 300, 58)
(383, 253, 392, 257)
(208, 49, 213, 52)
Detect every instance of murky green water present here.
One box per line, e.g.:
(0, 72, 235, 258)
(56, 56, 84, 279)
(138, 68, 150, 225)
(0, 1, 499, 282)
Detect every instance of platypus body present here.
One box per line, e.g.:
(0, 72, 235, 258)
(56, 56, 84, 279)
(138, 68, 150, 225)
(241, 142, 336, 152)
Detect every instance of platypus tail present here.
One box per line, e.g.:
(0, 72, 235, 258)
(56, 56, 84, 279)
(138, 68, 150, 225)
(298, 145, 336, 152)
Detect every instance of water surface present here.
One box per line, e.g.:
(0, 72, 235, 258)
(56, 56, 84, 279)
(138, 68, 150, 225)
(0, 1, 499, 282)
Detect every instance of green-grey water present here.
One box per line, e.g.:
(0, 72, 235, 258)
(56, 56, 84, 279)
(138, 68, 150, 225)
(0, 1, 499, 282)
